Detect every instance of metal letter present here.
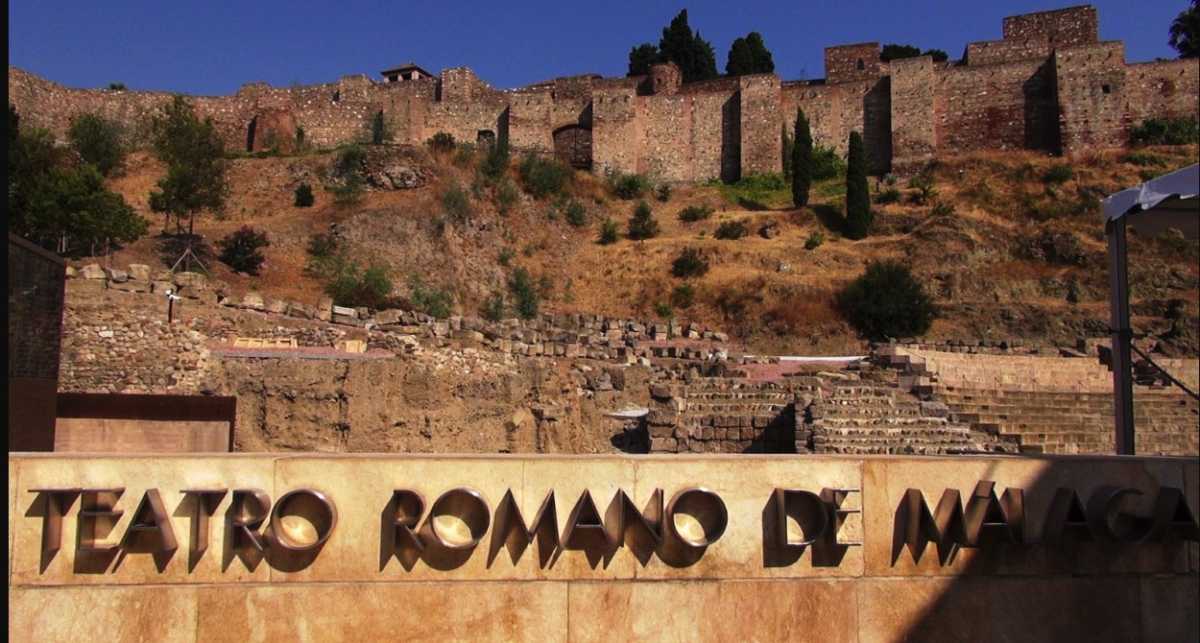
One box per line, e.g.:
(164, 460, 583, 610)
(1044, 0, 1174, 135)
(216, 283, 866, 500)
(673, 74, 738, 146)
(390, 489, 426, 553)
(229, 489, 271, 554)
(665, 487, 728, 550)
(180, 489, 227, 561)
(489, 489, 558, 566)
(1043, 488, 1094, 545)
(120, 489, 178, 552)
(78, 488, 125, 554)
(963, 481, 1024, 546)
(1089, 487, 1154, 543)
(1149, 487, 1200, 542)
(267, 489, 338, 553)
(561, 490, 608, 552)
(29, 488, 80, 557)
(421, 487, 490, 550)
(772, 488, 828, 549)
(899, 488, 967, 563)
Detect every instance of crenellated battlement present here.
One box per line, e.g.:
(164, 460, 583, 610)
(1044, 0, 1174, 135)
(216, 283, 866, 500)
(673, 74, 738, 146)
(8, 5, 1197, 181)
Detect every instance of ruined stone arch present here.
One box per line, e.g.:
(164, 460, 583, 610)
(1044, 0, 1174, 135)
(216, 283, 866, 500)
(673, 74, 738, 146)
(552, 124, 592, 170)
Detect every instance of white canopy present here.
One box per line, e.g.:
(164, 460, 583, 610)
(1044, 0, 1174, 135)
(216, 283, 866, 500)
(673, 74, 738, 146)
(1101, 163, 1199, 240)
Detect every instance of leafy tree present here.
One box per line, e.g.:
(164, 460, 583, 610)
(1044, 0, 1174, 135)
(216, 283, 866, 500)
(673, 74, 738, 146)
(628, 43, 660, 76)
(9, 114, 146, 256)
(598, 218, 619, 244)
(881, 44, 948, 63)
(880, 44, 921, 61)
(481, 292, 506, 322)
(627, 200, 660, 240)
(68, 114, 125, 176)
(409, 274, 454, 318)
(326, 261, 394, 309)
(671, 247, 709, 278)
(726, 32, 775, 75)
(518, 154, 571, 198)
(148, 95, 227, 235)
(792, 108, 813, 207)
(107, 82, 126, 91)
(294, 183, 314, 207)
(657, 10, 717, 83)
(837, 261, 935, 340)
(844, 131, 872, 239)
(216, 226, 270, 275)
(1170, 0, 1199, 58)
(508, 267, 540, 319)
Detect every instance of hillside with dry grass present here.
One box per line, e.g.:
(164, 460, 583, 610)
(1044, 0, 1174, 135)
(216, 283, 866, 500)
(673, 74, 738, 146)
(90, 142, 1200, 355)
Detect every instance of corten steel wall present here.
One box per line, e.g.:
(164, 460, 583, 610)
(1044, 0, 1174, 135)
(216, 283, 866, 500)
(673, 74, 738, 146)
(8, 453, 1198, 641)
(54, 393, 236, 452)
(8, 234, 66, 451)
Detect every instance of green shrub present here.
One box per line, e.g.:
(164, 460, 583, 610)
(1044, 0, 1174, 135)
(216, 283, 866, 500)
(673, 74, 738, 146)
(68, 113, 125, 176)
(453, 144, 476, 168)
(836, 261, 935, 340)
(678, 205, 714, 222)
(409, 275, 453, 318)
(875, 187, 901, 204)
(627, 201, 660, 240)
(294, 183, 314, 207)
(329, 145, 366, 205)
(598, 218, 619, 244)
(811, 145, 846, 180)
(654, 302, 673, 318)
(325, 262, 393, 309)
(930, 201, 955, 217)
(508, 267, 540, 319)
(656, 184, 672, 202)
(564, 199, 588, 227)
(1129, 117, 1200, 146)
(519, 154, 571, 198)
(481, 293, 506, 322)
(495, 178, 519, 214)
(441, 181, 472, 224)
(1120, 151, 1167, 167)
(671, 247, 709, 278)
(907, 172, 936, 205)
(107, 82, 126, 91)
(498, 247, 515, 266)
(427, 132, 456, 153)
(804, 230, 825, 250)
(714, 219, 748, 240)
(216, 226, 269, 275)
(1041, 164, 1074, 184)
(670, 283, 695, 309)
(609, 171, 651, 200)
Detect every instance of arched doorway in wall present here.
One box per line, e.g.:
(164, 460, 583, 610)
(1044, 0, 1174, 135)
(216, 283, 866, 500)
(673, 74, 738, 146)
(553, 125, 592, 169)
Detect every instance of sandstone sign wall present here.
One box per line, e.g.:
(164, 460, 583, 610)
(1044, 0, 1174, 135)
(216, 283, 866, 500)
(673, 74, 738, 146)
(8, 453, 1198, 641)
(9, 5, 1199, 181)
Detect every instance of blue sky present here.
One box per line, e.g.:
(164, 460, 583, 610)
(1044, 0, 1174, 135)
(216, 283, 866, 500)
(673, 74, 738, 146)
(8, 1, 1192, 94)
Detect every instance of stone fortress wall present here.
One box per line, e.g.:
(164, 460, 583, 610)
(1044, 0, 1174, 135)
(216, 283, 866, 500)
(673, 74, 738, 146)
(9, 5, 1199, 182)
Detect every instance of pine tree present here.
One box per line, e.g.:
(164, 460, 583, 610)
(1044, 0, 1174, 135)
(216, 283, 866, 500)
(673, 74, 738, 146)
(658, 10, 717, 83)
(792, 109, 813, 207)
(727, 32, 775, 75)
(628, 43, 660, 76)
(844, 131, 872, 239)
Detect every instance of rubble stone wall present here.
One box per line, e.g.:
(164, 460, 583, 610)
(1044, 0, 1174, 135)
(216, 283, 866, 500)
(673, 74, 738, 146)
(9, 5, 1198, 183)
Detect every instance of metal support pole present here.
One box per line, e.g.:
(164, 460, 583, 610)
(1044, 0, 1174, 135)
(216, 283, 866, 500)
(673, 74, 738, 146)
(1106, 217, 1135, 455)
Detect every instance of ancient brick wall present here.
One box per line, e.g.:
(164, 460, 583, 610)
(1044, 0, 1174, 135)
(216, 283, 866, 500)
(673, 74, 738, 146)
(1122, 59, 1200, 131)
(1002, 5, 1098, 47)
(1054, 42, 1128, 154)
(738, 74, 782, 177)
(824, 43, 883, 84)
(889, 57, 937, 168)
(933, 59, 1051, 155)
(965, 39, 1054, 67)
(8, 5, 1198, 186)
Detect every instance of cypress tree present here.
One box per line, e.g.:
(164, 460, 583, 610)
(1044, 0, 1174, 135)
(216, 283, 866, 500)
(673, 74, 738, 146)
(844, 131, 872, 239)
(792, 108, 813, 207)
